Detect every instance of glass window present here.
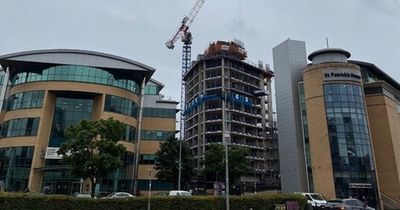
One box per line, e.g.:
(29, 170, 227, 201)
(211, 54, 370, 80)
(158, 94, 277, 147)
(140, 130, 175, 141)
(122, 125, 136, 142)
(0, 146, 34, 191)
(139, 154, 157, 164)
(104, 95, 138, 118)
(10, 65, 139, 94)
(1, 118, 40, 137)
(323, 83, 377, 200)
(6, 91, 45, 111)
(142, 108, 176, 118)
(144, 85, 159, 95)
(49, 97, 94, 147)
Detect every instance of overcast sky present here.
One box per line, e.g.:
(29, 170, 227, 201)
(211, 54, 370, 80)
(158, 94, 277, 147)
(0, 0, 399, 101)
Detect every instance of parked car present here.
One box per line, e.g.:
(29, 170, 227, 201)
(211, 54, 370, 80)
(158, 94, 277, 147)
(326, 198, 374, 210)
(73, 193, 92, 198)
(168, 190, 192, 196)
(301, 193, 328, 209)
(103, 192, 134, 199)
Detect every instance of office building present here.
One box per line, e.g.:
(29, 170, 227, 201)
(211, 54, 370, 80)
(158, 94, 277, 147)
(353, 61, 400, 207)
(0, 49, 178, 194)
(184, 41, 280, 191)
(303, 48, 379, 205)
(274, 39, 400, 208)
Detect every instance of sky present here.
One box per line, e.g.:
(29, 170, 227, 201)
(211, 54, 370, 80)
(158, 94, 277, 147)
(0, 0, 399, 102)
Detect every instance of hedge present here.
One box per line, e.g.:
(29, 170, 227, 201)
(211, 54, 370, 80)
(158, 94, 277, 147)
(0, 192, 306, 210)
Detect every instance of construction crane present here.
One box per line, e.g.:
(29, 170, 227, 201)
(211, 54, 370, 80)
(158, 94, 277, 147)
(165, 0, 205, 191)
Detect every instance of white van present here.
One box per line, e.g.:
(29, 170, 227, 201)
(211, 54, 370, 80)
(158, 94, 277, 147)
(301, 193, 327, 208)
(168, 190, 192, 196)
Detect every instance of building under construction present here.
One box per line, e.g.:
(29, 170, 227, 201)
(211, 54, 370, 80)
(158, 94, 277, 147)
(184, 41, 280, 191)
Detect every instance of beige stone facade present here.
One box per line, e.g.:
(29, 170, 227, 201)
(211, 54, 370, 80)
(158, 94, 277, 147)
(0, 49, 177, 195)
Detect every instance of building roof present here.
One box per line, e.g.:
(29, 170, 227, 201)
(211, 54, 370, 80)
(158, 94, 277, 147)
(148, 78, 165, 90)
(350, 60, 400, 91)
(0, 49, 155, 83)
(308, 48, 351, 61)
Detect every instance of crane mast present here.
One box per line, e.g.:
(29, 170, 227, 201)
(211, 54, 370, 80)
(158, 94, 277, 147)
(165, 0, 205, 191)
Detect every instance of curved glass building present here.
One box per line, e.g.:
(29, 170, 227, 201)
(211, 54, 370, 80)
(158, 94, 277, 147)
(302, 49, 379, 206)
(0, 49, 178, 194)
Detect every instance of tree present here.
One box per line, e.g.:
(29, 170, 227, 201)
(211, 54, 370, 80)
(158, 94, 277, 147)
(202, 143, 250, 184)
(228, 146, 250, 184)
(58, 118, 126, 198)
(154, 137, 194, 189)
(202, 143, 224, 182)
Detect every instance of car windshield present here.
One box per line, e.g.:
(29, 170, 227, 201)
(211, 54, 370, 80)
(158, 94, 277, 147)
(311, 194, 325, 201)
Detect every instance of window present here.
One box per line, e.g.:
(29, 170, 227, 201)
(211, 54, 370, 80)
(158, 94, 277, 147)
(0, 146, 34, 191)
(141, 130, 175, 141)
(7, 91, 45, 111)
(49, 97, 94, 147)
(144, 85, 159, 95)
(122, 125, 136, 142)
(139, 154, 156, 164)
(104, 95, 138, 118)
(323, 83, 376, 199)
(142, 108, 176, 118)
(1, 118, 40, 137)
(10, 65, 139, 94)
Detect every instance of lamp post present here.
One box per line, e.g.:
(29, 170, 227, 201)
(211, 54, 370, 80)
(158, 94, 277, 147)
(254, 168, 257, 194)
(222, 88, 230, 210)
(79, 178, 83, 194)
(147, 169, 152, 210)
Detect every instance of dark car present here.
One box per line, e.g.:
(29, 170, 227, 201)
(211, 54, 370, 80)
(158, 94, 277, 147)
(326, 198, 374, 210)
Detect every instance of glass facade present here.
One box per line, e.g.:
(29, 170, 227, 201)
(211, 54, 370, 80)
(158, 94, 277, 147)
(1, 118, 40, 137)
(139, 154, 156, 164)
(298, 82, 313, 192)
(137, 180, 174, 191)
(123, 125, 136, 143)
(42, 95, 95, 194)
(142, 107, 176, 118)
(144, 85, 160, 95)
(98, 151, 134, 193)
(324, 83, 377, 203)
(141, 130, 175, 141)
(0, 146, 34, 191)
(49, 96, 94, 147)
(104, 95, 138, 118)
(6, 91, 45, 111)
(10, 65, 139, 94)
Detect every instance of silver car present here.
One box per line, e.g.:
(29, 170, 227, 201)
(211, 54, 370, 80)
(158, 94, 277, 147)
(327, 198, 374, 210)
(103, 192, 134, 199)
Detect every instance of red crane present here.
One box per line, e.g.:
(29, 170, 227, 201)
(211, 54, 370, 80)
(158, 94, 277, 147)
(165, 0, 206, 191)
(165, 0, 205, 49)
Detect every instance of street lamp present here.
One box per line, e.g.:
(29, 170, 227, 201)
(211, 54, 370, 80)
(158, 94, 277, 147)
(222, 91, 230, 210)
(147, 169, 153, 210)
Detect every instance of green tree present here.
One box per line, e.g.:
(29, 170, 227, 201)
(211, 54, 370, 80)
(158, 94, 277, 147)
(154, 137, 194, 189)
(202, 143, 225, 182)
(202, 143, 250, 184)
(58, 118, 126, 198)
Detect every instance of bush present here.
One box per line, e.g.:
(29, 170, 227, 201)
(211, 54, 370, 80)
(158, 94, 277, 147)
(0, 192, 306, 210)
